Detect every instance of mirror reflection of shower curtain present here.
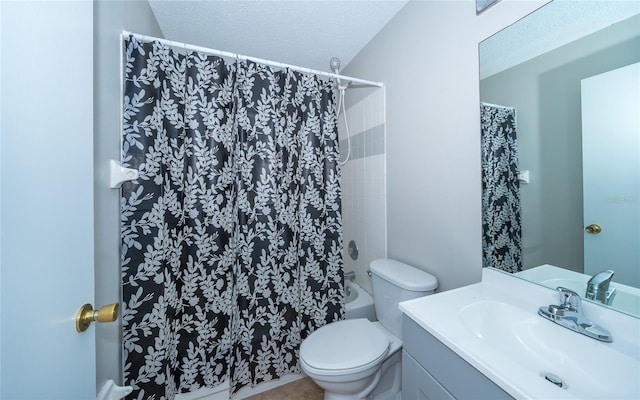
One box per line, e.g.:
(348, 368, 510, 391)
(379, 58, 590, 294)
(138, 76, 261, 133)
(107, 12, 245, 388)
(481, 103, 522, 272)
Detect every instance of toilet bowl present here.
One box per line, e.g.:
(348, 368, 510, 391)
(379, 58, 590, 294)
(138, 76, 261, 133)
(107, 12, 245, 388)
(300, 319, 389, 400)
(299, 259, 438, 400)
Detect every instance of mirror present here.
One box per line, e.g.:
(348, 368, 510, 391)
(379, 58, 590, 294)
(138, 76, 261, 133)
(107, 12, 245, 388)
(476, 0, 499, 14)
(479, 0, 640, 317)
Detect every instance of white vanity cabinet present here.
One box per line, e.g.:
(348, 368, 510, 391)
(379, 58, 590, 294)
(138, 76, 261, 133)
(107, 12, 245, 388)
(402, 316, 513, 400)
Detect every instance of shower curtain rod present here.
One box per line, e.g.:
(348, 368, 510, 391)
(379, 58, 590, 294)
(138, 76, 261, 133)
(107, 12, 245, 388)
(122, 31, 384, 88)
(481, 102, 514, 110)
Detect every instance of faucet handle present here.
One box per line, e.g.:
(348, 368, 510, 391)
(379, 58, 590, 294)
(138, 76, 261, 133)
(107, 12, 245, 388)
(605, 287, 616, 304)
(557, 287, 582, 312)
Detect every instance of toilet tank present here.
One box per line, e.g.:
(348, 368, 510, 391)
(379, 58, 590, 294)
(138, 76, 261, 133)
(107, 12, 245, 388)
(370, 259, 438, 338)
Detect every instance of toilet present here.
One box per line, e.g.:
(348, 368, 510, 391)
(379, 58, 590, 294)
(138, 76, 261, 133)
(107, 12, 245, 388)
(299, 259, 438, 400)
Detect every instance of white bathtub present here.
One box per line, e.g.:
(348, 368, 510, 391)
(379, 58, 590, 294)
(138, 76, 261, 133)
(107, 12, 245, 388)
(345, 281, 377, 321)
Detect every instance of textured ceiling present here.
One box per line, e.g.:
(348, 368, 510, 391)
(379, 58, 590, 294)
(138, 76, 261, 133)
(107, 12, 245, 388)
(148, 0, 409, 73)
(480, 0, 640, 79)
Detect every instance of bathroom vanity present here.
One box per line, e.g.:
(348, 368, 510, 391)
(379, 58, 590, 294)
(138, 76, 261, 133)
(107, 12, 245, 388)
(402, 316, 512, 399)
(399, 268, 640, 399)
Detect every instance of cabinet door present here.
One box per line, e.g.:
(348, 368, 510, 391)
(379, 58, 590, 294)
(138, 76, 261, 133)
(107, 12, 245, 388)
(403, 317, 513, 400)
(403, 351, 455, 400)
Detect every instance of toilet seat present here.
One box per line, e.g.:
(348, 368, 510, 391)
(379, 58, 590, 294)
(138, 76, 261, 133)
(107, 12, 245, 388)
(300, 319, 390, 376)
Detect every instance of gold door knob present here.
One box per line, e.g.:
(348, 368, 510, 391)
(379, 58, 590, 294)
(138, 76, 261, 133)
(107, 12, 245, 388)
(585, 224, 602, 234)
(75, 303, 120, 333)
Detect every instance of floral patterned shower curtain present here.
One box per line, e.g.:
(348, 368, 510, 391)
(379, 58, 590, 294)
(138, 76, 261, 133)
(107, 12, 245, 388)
(480, 103, 522, 273)
(120, 36, 344, 399)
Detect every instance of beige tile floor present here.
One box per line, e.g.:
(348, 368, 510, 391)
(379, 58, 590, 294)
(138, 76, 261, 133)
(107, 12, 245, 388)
(245, 377, 323, 400)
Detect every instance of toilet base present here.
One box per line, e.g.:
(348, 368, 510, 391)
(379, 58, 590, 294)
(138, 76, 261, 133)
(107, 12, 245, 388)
(318, 369, 382, 400)
(316, 350, 402, 400)
(367, 349, 401, 400)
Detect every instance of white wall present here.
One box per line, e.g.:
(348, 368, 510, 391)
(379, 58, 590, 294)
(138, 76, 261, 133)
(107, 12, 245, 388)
(93, 0, 163, 389)
(343, 0, 549, 291)
(340, 88, 387, 293)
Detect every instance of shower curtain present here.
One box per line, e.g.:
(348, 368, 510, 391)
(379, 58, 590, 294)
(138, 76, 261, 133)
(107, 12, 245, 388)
(480, 103, 522, 273)
(120, 36, 344, 399)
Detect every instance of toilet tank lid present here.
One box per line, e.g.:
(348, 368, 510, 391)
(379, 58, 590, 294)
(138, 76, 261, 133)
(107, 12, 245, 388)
(370, 259, 438, 291)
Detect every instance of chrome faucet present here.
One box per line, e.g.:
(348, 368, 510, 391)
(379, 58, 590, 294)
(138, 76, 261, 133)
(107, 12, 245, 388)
(585, 269, 616, 305)
(343, 271, 355, 299)
(538, 287, 612, 342)
(344, 270, 356, 282)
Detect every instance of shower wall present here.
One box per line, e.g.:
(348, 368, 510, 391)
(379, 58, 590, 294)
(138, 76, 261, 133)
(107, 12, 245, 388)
(340, 88, 387, 294)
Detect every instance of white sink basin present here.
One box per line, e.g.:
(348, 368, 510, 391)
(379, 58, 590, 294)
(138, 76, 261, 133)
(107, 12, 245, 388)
(459, 299, 637, 398)
(400, 268, 640, 399)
